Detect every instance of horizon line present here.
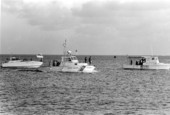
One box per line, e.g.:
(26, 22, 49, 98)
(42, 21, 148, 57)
(0, 54, 170, 56)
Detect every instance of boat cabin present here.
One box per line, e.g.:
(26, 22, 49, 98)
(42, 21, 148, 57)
(51, 55, 79, 67)
(61, 56, 79, 63)
(127, 56, 159, 65)
(143, 56, 159, 64)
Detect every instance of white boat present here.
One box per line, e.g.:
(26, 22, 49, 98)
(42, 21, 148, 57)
(1, 57, 43, 69)
(36, 54, 43, 59)
(123, 56, 170, 70)
(47, 40, 96, 73)
(49, 53, 96, 73)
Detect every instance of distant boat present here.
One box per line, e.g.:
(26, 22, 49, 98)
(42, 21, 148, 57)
(36, 54, 43, 59)
(123, 56, 170, 70)
(1, 56, 43, 69)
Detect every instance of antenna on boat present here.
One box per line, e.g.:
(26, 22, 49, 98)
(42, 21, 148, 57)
(150, 44, 154, 56)
(61, 40, 67, 68)
(63, 39, 67, 57)
(75, 49, 78, 55)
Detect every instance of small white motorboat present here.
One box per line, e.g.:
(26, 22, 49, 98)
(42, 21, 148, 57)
(123, 56, 170, 70)
(36, 54, 43, 59)
(1, 56, 43, 69)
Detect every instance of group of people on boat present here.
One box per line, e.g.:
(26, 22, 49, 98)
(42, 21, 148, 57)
(84, 56, 92, 64)
(52, 60, 60, 66)
(131, 58, 146, 66)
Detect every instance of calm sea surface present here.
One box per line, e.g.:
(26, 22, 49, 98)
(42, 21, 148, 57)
(0, 55, 170, 115)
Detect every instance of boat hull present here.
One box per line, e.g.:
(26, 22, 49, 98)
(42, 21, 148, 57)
(1, 61, 43, 69)
(45, 65, 96, 73)
(123, 64, 170, 70)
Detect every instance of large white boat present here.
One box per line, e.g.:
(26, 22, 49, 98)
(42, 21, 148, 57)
(1, 57, 43, 69)
(49, 54, 96, 73)
(46, 40, 96, 73)
(123, 56, 170, 70)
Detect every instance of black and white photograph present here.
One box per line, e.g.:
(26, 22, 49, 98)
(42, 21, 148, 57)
(1, 0, 170, 114)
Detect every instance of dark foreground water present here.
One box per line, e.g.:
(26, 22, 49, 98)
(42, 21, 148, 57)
(0, 55, 170, 115)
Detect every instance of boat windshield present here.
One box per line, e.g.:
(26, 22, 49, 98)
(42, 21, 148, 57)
(62, 56, 78, 63)
(64, 57, 72, 62)
(71, 56, 78, 60)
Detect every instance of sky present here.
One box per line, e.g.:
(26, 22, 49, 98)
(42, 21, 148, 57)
(1, 0, 170, 55)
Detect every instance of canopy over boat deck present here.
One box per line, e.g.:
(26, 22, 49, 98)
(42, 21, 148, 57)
(125, 56, 159, 65)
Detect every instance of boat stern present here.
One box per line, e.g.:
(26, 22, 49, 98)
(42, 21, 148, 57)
(81, 65, 96, 73)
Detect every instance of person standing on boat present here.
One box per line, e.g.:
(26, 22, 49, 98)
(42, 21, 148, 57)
(89, 56, 92, 65)
(84, 57, 87, 63)
(136, 61, 138, 65)
(40, 58, 43, 62)
(130, 60, 133, 65)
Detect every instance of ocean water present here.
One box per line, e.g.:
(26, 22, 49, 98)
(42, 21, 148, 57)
(0, 55, 170, 115)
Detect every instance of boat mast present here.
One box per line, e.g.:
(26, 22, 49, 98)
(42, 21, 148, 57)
(150, 44, 154, 56)
(62, 40, 67, 68)
(75, 49, 78, 55)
